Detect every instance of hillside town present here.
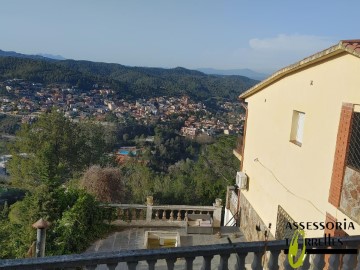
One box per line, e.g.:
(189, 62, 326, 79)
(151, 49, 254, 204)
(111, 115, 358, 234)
(0, 79, 245, 137)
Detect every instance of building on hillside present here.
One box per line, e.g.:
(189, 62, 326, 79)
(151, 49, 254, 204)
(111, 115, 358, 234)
(181, 126, 197, 137)
(228, 40, 360, 241)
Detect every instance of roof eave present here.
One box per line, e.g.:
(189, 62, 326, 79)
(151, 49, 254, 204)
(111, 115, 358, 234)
(239, 42, 355, 100)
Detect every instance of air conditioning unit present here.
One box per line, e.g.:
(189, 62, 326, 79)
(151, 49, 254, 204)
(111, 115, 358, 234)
(236, 171, 248, 190)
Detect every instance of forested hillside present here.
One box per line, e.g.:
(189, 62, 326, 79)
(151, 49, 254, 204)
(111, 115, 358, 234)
(0, 57, 258, 100)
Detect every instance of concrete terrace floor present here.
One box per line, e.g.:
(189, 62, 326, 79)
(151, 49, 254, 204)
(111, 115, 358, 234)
(86, 226, 255, 270)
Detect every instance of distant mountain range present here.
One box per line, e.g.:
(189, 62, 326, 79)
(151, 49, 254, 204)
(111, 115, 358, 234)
(0, 50, 66, 61)
(197, 68, 268, 81)
(0, 49, 51, 61)
(0, 49, 259, 101)
(37, 53, 66, 60)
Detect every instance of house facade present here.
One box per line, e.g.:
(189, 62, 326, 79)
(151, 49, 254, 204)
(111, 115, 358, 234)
(233, 40, 360, 241)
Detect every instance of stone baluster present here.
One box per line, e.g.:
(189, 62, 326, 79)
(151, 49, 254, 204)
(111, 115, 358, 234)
(177, 210, 182, 221)
(166, 258, 177, 270)
(139, 209, 145, 220)
(185, 256, 195, 270)
(127, 261, 138, 270)
(155, 210, 159, 220)
(131, 208, 136, 220)
(309, 254, 325, 270)
(162, 209, 167, 220)
(355, 249, 360, 270)
(170, 210, 174, 221)
(124, 209, 129, 221)
(147, 259, 157, 270)
(299, 254, 310, 269)
(106, 263, 118, 270)
(327, 253, 340, 270)
(201, 255, 213, 270)
(342, 252, 357, 270)
(85, 265, 97, 270)
(283, 256, 293, 270)
(267, 250, 280, 270)
(251, 252, 264, 270)
(218, 253, 230, 270)
(234, 252, 247, 270)
(184, 210, 188, 221)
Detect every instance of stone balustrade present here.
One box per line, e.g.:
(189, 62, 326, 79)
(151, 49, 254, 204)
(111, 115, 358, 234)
(1, 236, 359, 269)
(230, 190, 238, 213)
(224, 186, 238, 226)
(106, 200, 222, 228)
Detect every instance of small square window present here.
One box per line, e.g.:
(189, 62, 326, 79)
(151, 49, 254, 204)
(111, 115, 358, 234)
(290, 111, 305, 146)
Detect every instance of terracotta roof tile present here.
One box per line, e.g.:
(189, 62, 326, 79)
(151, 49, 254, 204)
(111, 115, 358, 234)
(341, 40, 360, 54)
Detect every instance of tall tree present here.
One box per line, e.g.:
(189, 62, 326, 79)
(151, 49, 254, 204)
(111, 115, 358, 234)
(7, 111, 110, 190)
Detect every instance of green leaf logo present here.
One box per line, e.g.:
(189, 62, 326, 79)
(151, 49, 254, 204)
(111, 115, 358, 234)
(288, 229, 307, 268)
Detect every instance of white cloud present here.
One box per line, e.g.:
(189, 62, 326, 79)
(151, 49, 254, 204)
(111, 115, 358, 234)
(249, 34, 335, 52)
(197, 34, 337, 74)
(230, 34, 337, 73)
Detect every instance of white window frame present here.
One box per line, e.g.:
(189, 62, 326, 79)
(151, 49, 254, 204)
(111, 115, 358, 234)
(290, 110, 305, 146)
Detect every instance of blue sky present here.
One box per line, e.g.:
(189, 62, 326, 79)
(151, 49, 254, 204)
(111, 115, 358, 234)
(0, 0, 359, 73)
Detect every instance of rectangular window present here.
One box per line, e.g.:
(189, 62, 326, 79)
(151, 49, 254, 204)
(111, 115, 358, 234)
(290, 111, 305, 146)
(347, 112, 360, 171)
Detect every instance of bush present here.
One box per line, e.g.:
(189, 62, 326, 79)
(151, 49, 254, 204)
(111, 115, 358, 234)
(80, 166, 127, 203)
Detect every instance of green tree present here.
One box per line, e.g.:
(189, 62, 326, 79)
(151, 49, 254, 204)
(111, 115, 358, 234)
(8, 111, 80, 189)
(8, 111, 110, 190)
(121, 162, 154, 203)
(0, 187, 114, 259)
(51, 190, 111, 255)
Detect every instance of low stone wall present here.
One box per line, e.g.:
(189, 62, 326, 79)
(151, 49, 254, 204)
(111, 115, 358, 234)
(238, 192, 274, 241)
(340, 166, 360, 224)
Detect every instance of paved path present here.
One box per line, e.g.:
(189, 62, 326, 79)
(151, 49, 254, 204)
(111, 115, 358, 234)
(86, 227, 255, 269)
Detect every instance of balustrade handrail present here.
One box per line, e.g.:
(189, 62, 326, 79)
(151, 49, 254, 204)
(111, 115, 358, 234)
(152, 205, 217, 211)
(104, 203, 147, 209)
(1, 236, 359, 269)
(103, 204, 217, 211)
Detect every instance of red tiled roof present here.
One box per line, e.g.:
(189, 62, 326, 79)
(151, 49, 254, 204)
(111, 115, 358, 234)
(341, 40, 360, 54)
(240, 39, 360, 99)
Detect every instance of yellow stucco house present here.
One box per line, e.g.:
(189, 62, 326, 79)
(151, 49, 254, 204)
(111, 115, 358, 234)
(233, 40, 360, 241)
